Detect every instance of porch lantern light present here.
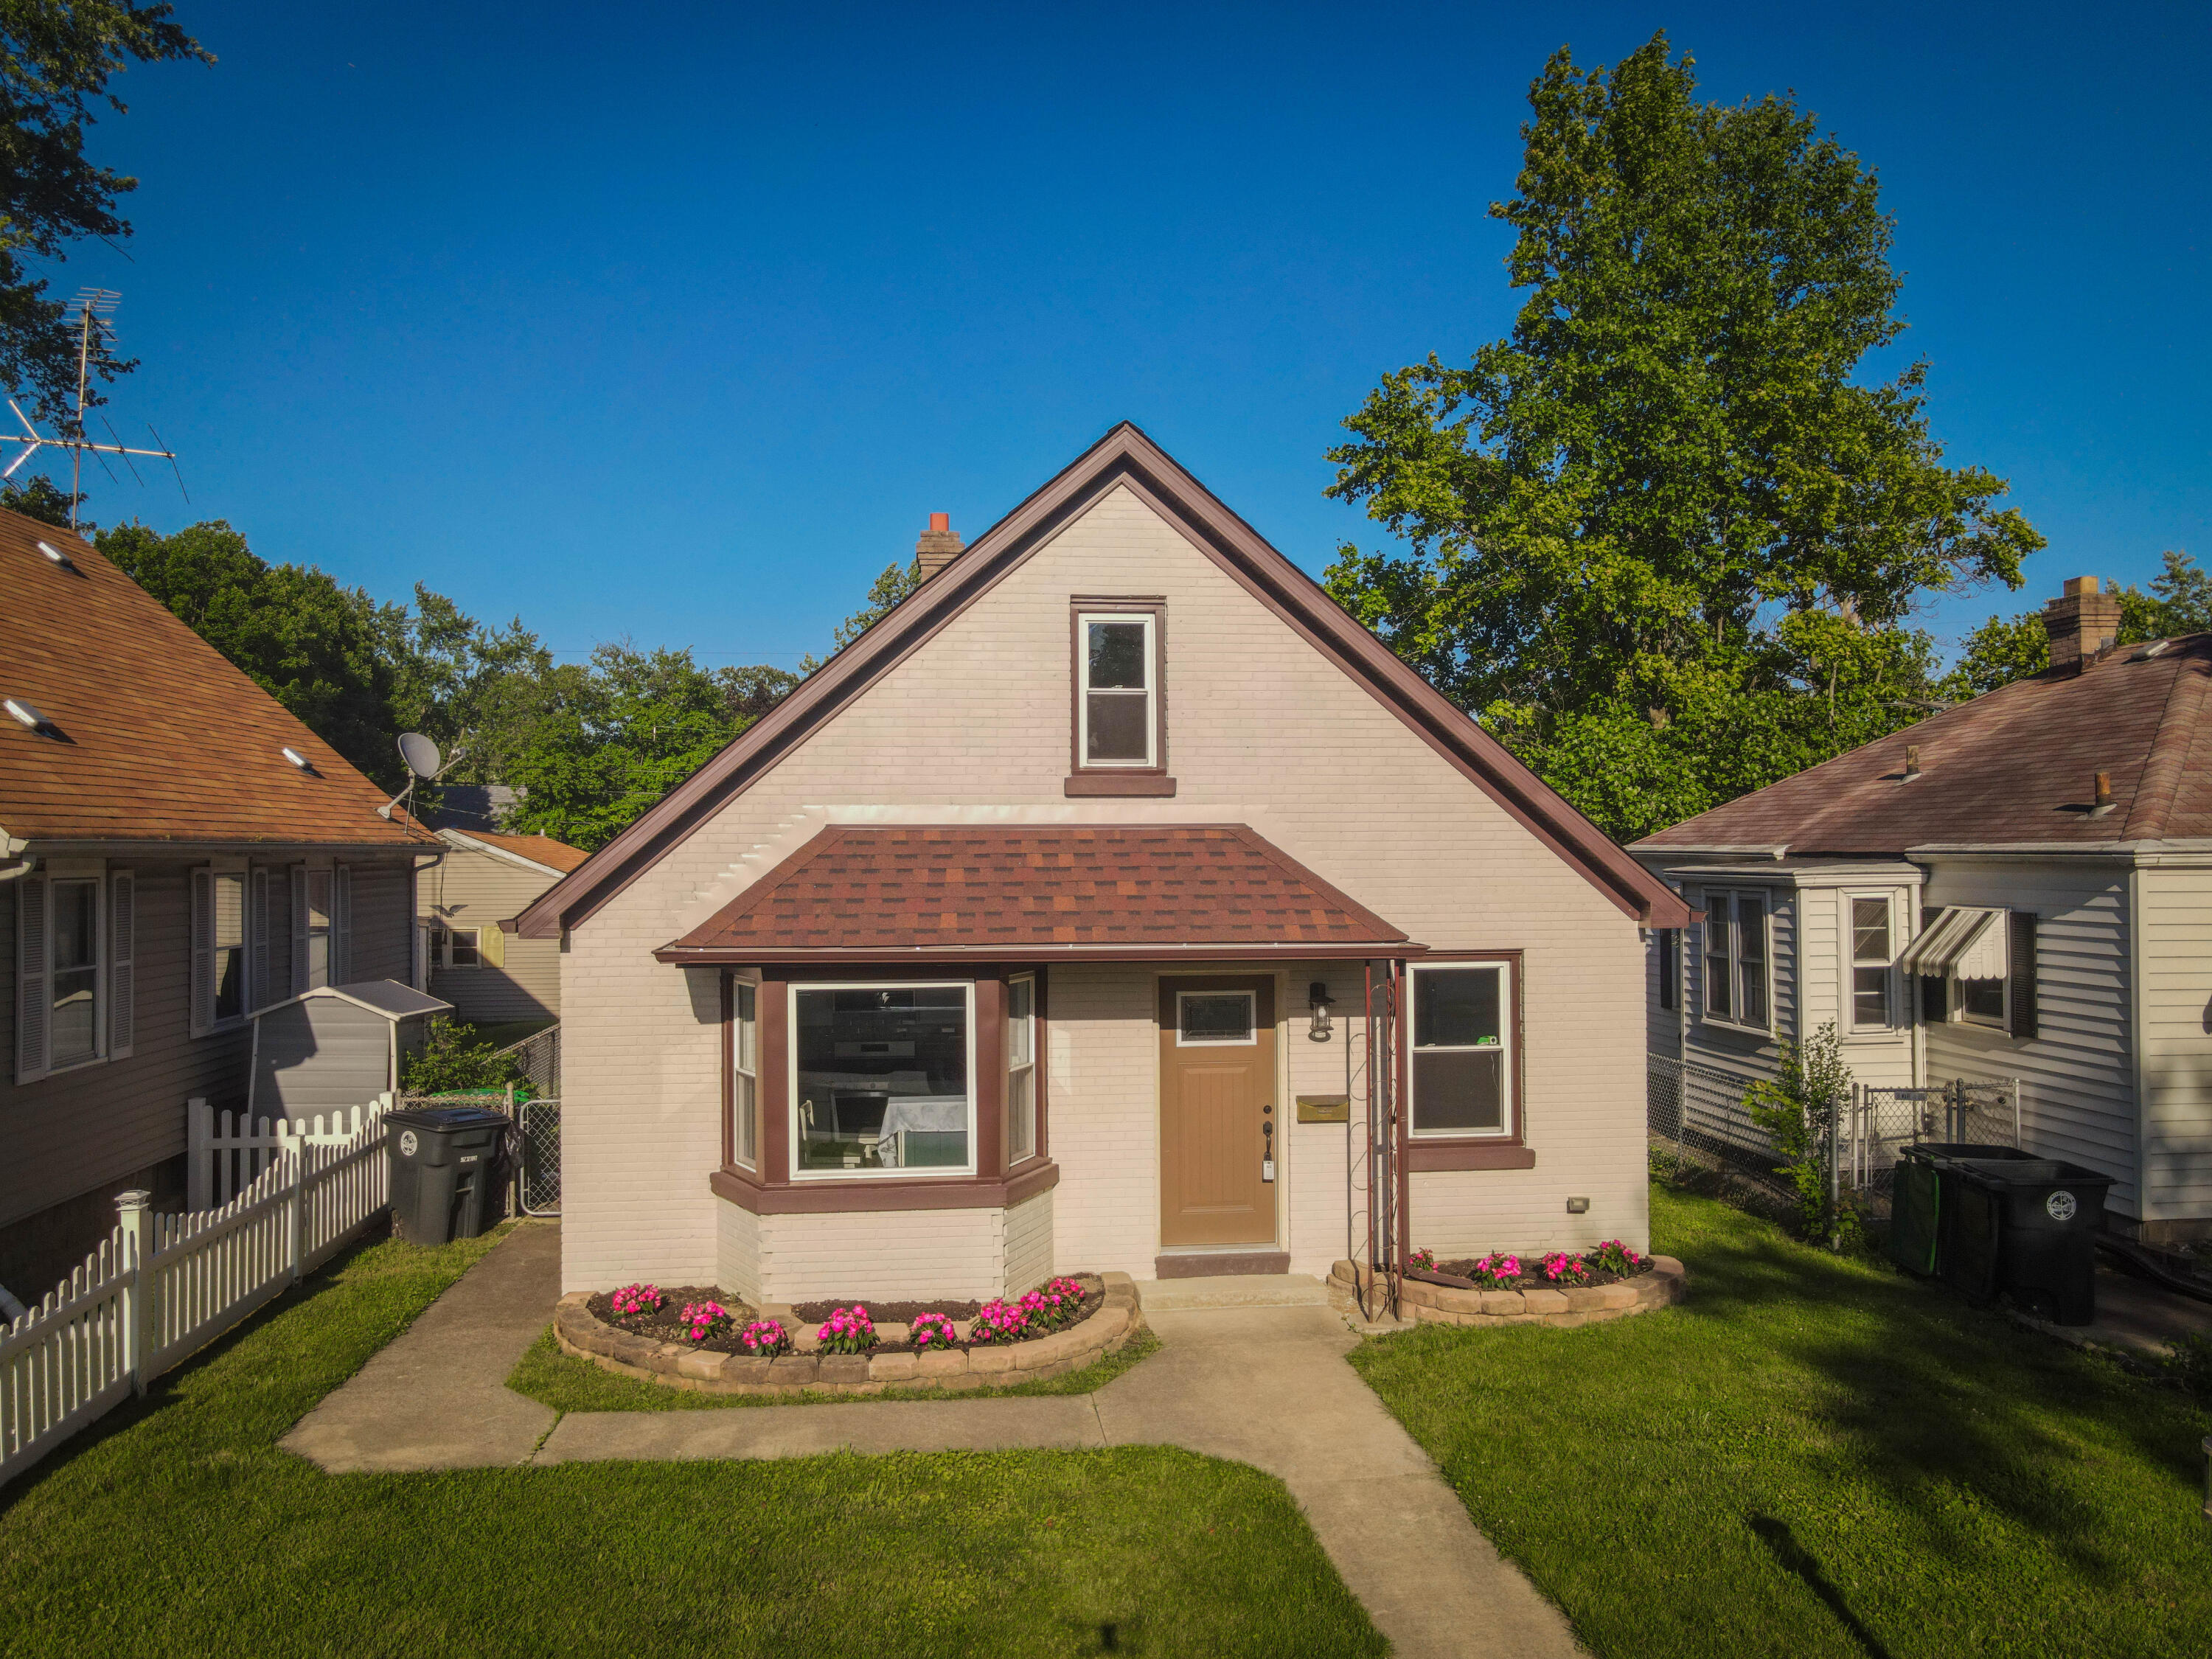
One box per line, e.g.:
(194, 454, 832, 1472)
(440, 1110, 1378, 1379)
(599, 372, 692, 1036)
(1307, 981, 1335, 1043)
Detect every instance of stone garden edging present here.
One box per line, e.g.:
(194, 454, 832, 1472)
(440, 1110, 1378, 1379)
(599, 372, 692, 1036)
(552, 1272, 1147, 1396)
(1329, 1255, 1687, 1328)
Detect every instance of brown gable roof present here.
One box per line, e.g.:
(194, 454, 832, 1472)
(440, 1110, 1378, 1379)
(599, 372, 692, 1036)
(656, 824, 1416, 961)
(1633, 635, 2212, 856)
(465, 829, 591, 873)
(0, 509, 432, 849)
(519, 422, 1690, 938)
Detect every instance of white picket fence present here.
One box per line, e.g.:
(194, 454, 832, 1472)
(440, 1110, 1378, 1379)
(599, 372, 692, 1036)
(0, 1096, 392, 1488)
(188, 1097, 382, 1210)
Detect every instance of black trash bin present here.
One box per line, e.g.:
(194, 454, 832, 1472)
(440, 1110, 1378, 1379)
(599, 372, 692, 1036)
(387, 1105, 512, 1245)
(1912, 1143, 2042, 1307)
(1950, 1155, 2113, 1326)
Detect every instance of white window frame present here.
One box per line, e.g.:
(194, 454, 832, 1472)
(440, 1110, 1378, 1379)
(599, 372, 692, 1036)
(1407, 959, 1516, 1140)
(1006, 974, 1038, 1164)
(445, 926, 482, 970)
(192, 860, 253, 1038)
(1700, 888, 1775, 1037)
(1174, 989, 1257, 1047)
(1076, 610, 1157, 769)
(787, 980, 978, 1182)
(1843, 890, 1900, 1034)
(732, 978, 759, 1172)
(37, 860, 109, 1077)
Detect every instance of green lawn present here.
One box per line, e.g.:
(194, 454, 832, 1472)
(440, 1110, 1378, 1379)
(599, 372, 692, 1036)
(0, 1233, 1379, 1658)
(1352, 1183, 2211, 1659)
(509, 1325, 1164, 1411)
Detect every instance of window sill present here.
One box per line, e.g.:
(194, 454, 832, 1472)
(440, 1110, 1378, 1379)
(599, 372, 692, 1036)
(1065, 773, 1176, 798)
(1408, 1141, 1535, 1172)
(1697, 1018, 1773, 1040)
(710, 1159, 1060, 1214)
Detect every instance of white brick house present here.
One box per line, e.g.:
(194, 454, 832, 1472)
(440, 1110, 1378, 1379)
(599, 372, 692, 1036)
(517, 425, 1690, 1301)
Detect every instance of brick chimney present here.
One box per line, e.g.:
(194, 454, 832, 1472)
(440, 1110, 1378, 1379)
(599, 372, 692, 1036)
(914, 512, 964, 580)
(2041, 575, 2123, 675)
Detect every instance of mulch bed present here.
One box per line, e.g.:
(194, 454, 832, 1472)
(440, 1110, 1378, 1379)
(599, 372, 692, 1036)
(587, 1276, 1107, 1356)
(1409, 1257, 1655, 1294)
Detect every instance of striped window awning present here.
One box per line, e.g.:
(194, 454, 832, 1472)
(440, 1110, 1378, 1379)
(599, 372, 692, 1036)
(1899, 907, 2008, 979)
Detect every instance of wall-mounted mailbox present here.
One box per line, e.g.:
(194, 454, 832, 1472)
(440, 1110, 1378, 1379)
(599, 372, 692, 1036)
(1295, 1094, 1350, 1124)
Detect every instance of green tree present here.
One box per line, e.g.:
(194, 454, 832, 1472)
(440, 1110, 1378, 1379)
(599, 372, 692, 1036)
(501, 643, 767, 850)
(1941, 549, 2211, 700)
(1324, 33, 2041, 841)
(1, 473, 81, 526)
(0, 1, 210, 427)
(800, 557, 919, 674)
(1744, 1021, 1856, 1243)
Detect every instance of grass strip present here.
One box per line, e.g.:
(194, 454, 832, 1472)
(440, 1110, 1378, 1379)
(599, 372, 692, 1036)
(1351, 1183, 2211, 1659)
(1, 1232, 1375, 1658)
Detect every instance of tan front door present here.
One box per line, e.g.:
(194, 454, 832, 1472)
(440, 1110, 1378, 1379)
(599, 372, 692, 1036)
(1158, 976, 1278, 1249)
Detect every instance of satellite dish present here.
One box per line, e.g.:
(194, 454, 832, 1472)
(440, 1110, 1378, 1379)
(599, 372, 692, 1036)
(397, 733, 441, 779)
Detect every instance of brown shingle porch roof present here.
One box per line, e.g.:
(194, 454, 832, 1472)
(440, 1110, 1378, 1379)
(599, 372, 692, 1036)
(655, 824, 1419, 961)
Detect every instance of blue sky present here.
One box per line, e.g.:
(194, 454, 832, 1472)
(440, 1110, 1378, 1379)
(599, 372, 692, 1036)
(41, 1, 2212, 669)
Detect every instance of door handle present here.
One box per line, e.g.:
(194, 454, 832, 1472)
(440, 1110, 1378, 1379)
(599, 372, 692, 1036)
(1262, 1108, 1276, 1183)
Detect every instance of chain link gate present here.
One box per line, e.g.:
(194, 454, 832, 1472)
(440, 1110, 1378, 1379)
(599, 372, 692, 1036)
(516, 1099, 561, 1217)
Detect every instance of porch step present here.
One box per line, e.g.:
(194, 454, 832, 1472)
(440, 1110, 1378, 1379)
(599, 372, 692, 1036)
(1133, 1273, 1332, 1312)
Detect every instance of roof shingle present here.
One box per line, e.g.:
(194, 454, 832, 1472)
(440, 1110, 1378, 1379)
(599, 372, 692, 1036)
(660, 824, 1414, 958)
(0, 509, 432, 848)
(1633, 636, 2212, 855)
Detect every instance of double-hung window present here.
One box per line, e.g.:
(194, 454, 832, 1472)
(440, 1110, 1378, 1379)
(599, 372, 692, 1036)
(732, 981, 759, 1170)
(448, 928, 481, 969)
(191, 866, 249, 1035)
(1078, 611, 1156, 767)
(790, 983, 975, 1177)
(1848, 894, 1896, 1030)
(1408, 961, 1515, 1138)
(14, 866, 132, 1082)
(1703, 890, 1770, 1031)
(1006, 975, 1037, 1163)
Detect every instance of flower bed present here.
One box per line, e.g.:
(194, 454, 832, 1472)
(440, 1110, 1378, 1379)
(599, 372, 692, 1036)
(1332, 1251, 1687, 1329)
(1404, 1239, 1653, 1293)
(557, 1272, 1142, 1395)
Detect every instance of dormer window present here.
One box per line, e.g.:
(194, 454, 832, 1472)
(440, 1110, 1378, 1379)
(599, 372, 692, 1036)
(1066, 598, 1174, 796)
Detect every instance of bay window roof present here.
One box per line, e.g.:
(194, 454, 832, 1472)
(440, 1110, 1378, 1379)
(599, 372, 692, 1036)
(656, 824, 1419, 962)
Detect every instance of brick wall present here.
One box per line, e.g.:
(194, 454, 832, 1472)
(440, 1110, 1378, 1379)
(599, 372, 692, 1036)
(557, 482, 1649, 1293)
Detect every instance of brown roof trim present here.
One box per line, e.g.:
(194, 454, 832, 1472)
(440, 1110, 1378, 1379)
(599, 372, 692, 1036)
(516, 422, 1691, 938)
(656, 942, 1427, 964)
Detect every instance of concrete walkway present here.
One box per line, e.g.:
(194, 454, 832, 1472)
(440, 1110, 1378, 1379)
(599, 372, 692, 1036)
(285, 1224, 1582, 1659)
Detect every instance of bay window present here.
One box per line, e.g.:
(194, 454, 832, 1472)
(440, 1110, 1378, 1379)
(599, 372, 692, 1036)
(1408, 961, 1514, 1138)
(790, 982, 975, 1177)
(1006, 975, 1037, 1164)
(732, 981, 759, 1170)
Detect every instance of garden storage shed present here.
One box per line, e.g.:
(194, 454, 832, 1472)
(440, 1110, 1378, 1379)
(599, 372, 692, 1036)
(249, 981, 452, 1116)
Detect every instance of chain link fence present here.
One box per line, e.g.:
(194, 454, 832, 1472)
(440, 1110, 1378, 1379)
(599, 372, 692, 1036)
(493, 1024, 560, 1097)
(515, 1099, 561, 1217)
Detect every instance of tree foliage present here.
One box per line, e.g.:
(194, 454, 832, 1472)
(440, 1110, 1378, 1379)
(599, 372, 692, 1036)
(1944, 549, 2212, 699)
(1744, 1021, 1856, 1243)
(0, 1, 210, 425)
(801, 557, 919, 674)
(1324, 33, 2040, 840)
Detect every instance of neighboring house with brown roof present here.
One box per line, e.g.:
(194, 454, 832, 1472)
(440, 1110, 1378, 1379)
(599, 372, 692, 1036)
(1, 508, 437, 1295)
(514, 423, 1690, 1302)
(414, 818, 587, 1026)
(1632, 576, 2212, 1242)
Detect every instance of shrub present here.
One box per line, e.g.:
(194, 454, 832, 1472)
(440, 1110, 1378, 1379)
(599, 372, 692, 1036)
(401, 1017, 527, 1098)
(1591, 1239, 1646, 1276)
(608, 1284, 664, 1321)
(1015, 1278, 1089, 1334)
(1744, 1021, 1859, 1244)
(967, 1298, 1030, 1345)
(680, 1301, 734, 1343)
(911, 1311, 961, 1352)
(815, 1305, 877, 1354)
(1467, 1253, 1523, 1288)
(1540, 1251, 1593, 1286)
(737, 1318, 791, 1357)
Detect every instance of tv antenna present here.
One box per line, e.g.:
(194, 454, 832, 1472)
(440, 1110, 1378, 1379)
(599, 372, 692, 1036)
(0, 288, 188, 530)
(378, 732, 468, 823)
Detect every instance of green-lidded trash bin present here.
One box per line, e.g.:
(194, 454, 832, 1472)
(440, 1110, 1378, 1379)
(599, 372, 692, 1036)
(1950, 1155, 2113, 1326)
(1903, 1144, 2038, 1305)
(1888, 1150, 1941, 1275)
(387, 1105, 510, 1245)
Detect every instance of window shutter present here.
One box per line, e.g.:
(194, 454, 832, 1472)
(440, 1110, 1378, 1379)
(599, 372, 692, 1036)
(108, 871, 134, 1059)
(333, 865, 352, 983)
(290, 866, 309, 994)
(1919, 975, 1947, 1026)
(190, 867, 214, 1037)
(15, 875, 50, 1083)
(481, 921, 506, 968)
(251, 869, 271, 1009)
(2008, 911, 2039, 1040)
